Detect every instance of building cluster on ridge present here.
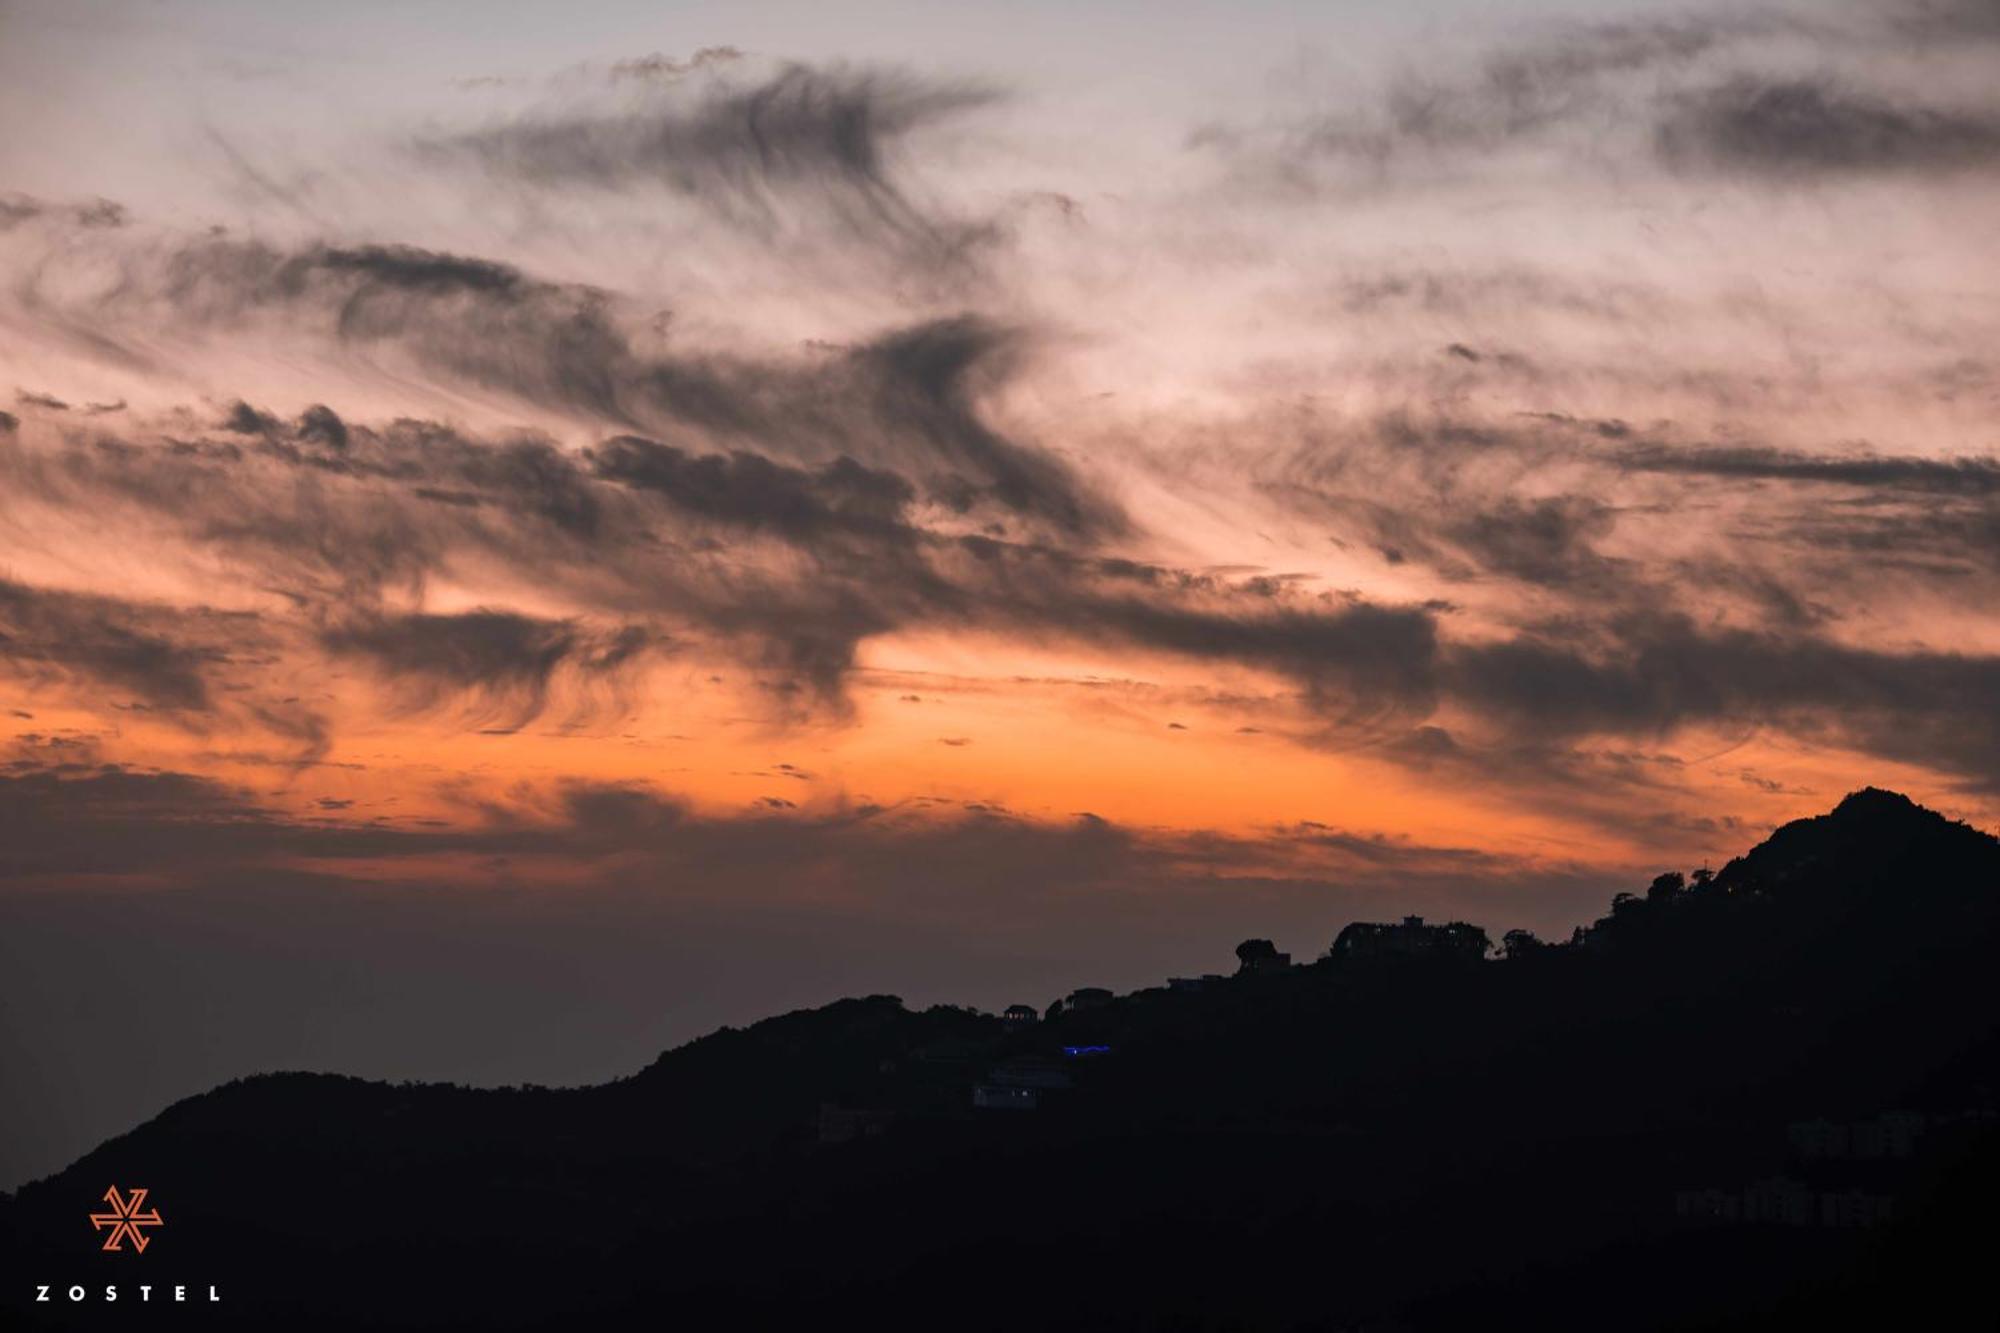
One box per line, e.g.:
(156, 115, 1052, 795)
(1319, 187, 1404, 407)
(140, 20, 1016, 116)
(951, 914, 1499, 1116)
(1007, 913, 1497, 1038)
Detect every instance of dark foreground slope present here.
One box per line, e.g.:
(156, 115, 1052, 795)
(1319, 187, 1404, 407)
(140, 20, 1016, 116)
(5, 789, 1998, 1331)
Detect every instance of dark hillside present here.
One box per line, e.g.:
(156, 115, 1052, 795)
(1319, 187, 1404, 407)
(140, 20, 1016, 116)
(5, 790, 1996, 1331)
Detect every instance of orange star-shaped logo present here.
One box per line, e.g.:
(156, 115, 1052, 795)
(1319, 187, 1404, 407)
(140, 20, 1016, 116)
(89, 1186, 163, 1253)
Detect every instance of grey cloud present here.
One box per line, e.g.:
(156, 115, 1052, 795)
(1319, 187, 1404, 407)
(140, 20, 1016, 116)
(0, 760, 1613, 1189)
(0, 760, 578, 881)
(447, 435, 606, 538)
(1366, 18, 1735, 154)
(75, 383, 1981, 774)
(9, 376, 1991, 785)
(1208, 6, 2000, 186)
(322, 610, 652, 727)
(0, 755, 1607, 960)
(1282, 821, 1508, 872)
(308, 243, 527, 296)
(0, 577, 333, 763)
(297, 404, 349, 451)
(1331, 267, 1662, 323)
(0, 758, 1599, 932)
(1657, 77, 2000, 174)
(588, 435, 916, 540)
(1265, 415, 1627, 591)
(856, 317, 1120, 537)
(1449, 496, 1622, 588)
(223, 399, 281, 435)
(1268, 406, 1997, 629)
(1211, 15, 1761, 177)
(1446, 612, 2000, 789)
(66, 235, 1113, 538)
(1247, 405, 2000, 788)
(1025, 571, 1440, 731)
(1890, 0, 2000, 41)
(605, 47, 746, 84)
(0, 194, 126, 232)
(0, 764, 271, 881)
(4, 403, 1432, 730)
(0, 577, 222, 711)
(421, 63, 997, 259)
(1777, 504, 2000, 581)
(1618, 441, 2000, 495)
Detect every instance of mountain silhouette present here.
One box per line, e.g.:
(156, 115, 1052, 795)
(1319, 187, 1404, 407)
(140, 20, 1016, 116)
(1719, 786, 1994, 891)
(4, 790, 1997, 1331)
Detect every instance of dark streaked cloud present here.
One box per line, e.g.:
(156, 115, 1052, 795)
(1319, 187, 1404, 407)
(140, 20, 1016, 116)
(1447, 495, 1623, 588)
(604, 47, 746, 84)
(0, 404, 1432, 727)
(1194, 14, 1758, 179)
(0, 577, 223, 711)
(222, 398, 280, 434)
(39, 232, 1115, 539)
(322, 610, 653, 727)
(0, 578, 335, 763)
(1618, 441, 2000, 495)
(1890, 0, 2000, 41)
(421, 63, 998, 259)
(1347, 17, 1740, 157)
(588, 435, 917, 540)
(1657, 77, 2000, 175)
(17, 382, 1998, 783)
(0, 755, 1617, 1190)
(0, 755, 1608, 941)
(1448, 612, 2000, 789)
(1776, 505, 2000, 582)
(297, 404, 349, 451)
(0, 3, 1991, 807)
(855, 317, 1120, 537)
(0, 193, 126, 232)
(0, 763, 281, 881)
(1202, 3, 2000, 186)
(1281, 821, 1511, 871)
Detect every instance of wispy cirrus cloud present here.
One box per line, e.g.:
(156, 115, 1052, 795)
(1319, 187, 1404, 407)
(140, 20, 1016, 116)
(0, 0, 1990, 914)
(1197, 0, 2000, 188)
(419, 63, 1001, 264)
(0, 576, 225, 711)
(5, 229, 1114, 539)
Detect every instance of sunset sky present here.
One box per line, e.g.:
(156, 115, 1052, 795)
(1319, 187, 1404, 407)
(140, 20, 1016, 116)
(3, 0, 1998, 1186)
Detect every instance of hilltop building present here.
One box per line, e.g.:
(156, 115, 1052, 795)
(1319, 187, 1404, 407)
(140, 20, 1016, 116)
(1330, 916, 1490, 962)
(1001, 1004, 1040, 1030)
